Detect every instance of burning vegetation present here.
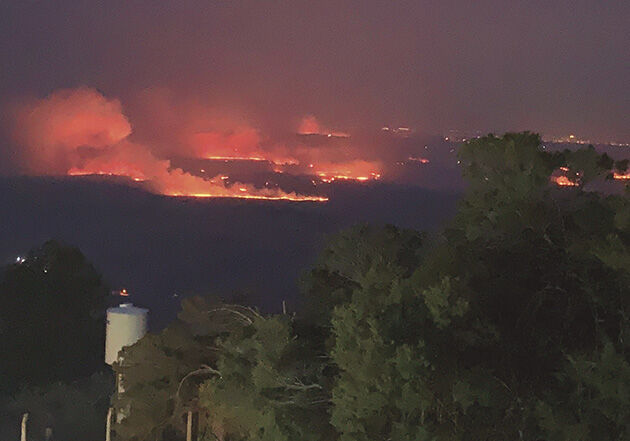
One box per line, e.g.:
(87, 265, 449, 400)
(8, 88, 390, 201)
(7, 88, 627, 200)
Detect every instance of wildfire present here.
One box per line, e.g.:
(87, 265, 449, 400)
(68, 169, 146, 182)
(311, 160, 382, 183)
(551, 175, 579, 187)
(204, 155, 299, 165)
(64, 142, 327, 202)
(297, 115, 350, 138)
(190, 130, 300, 166)
(317, 172, 381, 183)
(407, 157, 430, 164)
(10, 88, 384, 202)
(551, 168, 629, 186)
(206, 155, 267, 162)
(164, 192, 328, 202)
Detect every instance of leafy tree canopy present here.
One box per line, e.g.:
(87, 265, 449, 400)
(0, 372, 113, 441)
(113, 133, 628, 441)
(111, 297, 220, 441)
(315, 132, 629, 440)
(198, 313, 335, 441)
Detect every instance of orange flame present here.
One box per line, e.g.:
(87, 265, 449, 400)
(164, 191, 328, 202)
(12, 89, 328, 202)
(311, 160, 382, 183)
(189, 130, 299, 165)
(11, 89, 391, 202)
(551, 175, 579, 187)
(69, 157, 328, 202)
(407, 157, 430, 164)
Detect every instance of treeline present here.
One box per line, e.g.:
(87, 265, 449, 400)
(111, 133, 629, 441)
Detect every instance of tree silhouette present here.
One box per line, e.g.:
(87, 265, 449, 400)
(0, 240, 108, 391)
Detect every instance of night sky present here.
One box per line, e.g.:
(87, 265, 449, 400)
(1, 0, 628, 146)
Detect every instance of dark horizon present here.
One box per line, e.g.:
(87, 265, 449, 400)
(0, 174, 460, 327)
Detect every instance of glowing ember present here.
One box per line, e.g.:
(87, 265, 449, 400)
(206, 155, 267, 161)
(68, 169, 147, 182)
(318, 173, 381, 183)
(164, 191, 328, 202)
(316, 172, 381, 183)
(613, 172, 630, 180)
(204, 155, 299, 165)
(551, 175, 579, 187)
(311, 160, 382, 183)
(407, 157, 430, 164)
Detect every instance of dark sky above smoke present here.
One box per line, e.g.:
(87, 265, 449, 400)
(1, 0, 629, 153)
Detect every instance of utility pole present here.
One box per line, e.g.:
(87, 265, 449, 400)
(186, 410, 193, 441)
(20, 413, 28, 441)
(105, 407, 113, 441)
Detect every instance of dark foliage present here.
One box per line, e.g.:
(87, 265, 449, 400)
(109, 133, 629, 440)
(0, 372, 114, 441)
(0, 240, 108, 392)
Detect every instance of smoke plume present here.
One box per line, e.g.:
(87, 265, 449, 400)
(9, 88, 327, 201)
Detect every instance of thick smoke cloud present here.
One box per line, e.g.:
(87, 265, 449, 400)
(9, 88, 132, 174)
(7, 87, 330, 201)
(7, 87, 395, 189)
(298, 115, 322, 135)
(188, 129, 267, 161)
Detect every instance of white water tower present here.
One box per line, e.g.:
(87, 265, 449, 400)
(105, 303, 148, 365)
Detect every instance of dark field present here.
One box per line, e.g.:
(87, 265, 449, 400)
(0, 176, 459, 327)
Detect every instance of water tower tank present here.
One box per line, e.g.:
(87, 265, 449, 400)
(105, 303, 148, 365)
